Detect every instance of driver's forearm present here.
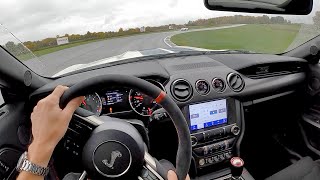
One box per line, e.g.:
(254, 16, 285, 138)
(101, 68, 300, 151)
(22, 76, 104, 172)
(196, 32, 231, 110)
(17, 142, 54, 180)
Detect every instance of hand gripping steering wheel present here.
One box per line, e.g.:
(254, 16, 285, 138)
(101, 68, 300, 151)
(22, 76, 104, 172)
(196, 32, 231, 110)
(60, 74, 192, 180)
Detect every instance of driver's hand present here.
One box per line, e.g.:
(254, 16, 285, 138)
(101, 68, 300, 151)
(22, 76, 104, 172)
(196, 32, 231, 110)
(167, 170, 191, 180)
(28, 85, 84, 167)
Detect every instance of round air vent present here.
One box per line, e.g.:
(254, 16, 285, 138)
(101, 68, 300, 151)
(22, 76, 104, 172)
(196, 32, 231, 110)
(171, 79, 193, 101)
(227, 73, 245, 92)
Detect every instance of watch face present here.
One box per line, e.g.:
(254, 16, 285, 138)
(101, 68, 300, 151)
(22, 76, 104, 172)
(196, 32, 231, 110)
(16, 152, 26, 170)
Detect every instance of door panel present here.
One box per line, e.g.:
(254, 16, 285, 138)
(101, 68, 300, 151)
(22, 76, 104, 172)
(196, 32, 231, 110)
(0, 148, 22, 179)
(0, 102, 29, 179)
(301, 63, 320, 156)
(0, 45, 48, 179)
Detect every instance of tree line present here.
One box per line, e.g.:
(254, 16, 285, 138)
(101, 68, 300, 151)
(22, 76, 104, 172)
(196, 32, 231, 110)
(186, 15, 291, 26)
(2, 14, 310, 57)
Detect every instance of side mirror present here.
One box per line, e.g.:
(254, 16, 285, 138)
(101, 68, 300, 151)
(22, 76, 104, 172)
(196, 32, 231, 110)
(204, 0, 313, 15)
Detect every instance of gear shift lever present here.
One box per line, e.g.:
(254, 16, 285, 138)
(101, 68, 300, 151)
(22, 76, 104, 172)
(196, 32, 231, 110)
(230, 157, 244, 180)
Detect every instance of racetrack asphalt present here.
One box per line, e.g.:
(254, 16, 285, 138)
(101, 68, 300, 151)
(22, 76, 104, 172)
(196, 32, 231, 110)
(24, 24, 243, 77)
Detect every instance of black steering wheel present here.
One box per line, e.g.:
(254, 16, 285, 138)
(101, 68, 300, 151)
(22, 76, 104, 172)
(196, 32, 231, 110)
(59, 74, 192, 180)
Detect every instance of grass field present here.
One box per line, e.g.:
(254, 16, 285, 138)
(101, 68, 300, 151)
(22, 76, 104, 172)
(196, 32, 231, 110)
(17, 39, 105, 61)
(33, 39, 104, 57)
(17, 24, 303, 61)
(171, 24, 301, 54)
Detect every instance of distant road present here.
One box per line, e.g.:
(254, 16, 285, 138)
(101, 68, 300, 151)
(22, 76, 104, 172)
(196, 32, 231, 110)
(24, 25, 244, 77)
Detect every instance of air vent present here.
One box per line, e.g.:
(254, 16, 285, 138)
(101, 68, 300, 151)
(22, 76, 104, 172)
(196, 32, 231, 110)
(238, 62, 306, 79)
(227, 73, 245, 92)
(171, 79, 193, 101)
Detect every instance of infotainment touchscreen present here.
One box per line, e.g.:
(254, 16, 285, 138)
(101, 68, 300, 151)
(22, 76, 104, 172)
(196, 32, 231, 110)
(189, 99, 227, 131)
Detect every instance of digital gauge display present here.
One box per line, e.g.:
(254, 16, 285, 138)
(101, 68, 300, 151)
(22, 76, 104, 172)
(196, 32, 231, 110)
(196, 80, 210, 95)
(101, 90, 131, 114)
(105, 90, 124, 105)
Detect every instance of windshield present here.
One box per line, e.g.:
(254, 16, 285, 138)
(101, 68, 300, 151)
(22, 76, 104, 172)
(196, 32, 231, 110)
(0, 0, 319, 77)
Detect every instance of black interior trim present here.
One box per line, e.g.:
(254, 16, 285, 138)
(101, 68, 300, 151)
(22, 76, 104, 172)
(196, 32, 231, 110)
(243, 90, 296, 106)
(203, 0, 313, 15)
(0, 47, 48, 92)
(0, 103, 27, 150)
(300, 118, 320, 156)
(285, 35, 320, 64)
(236, 103, 245, 157)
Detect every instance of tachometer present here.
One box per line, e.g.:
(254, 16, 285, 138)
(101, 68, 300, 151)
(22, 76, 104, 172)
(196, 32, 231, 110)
(80, 93, 102, 116)
(129, 91, 160, 116)
(129, 80, 165, 116)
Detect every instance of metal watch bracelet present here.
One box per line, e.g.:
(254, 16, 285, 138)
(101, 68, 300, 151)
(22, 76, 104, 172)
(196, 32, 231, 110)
(16, 152, 50, 176)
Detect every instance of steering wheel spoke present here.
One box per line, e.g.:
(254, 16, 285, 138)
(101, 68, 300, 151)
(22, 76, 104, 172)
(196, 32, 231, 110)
(73, 113, 164, 180)
(139, 165, 164, 180)
(78, 171, 88, 180)
(139, 152, 165, 180)
(74, 110, 104, 127)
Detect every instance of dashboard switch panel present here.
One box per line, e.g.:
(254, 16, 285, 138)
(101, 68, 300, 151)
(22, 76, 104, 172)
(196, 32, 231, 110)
(193, 138, 235, 157)
(197, 151, 233, 168)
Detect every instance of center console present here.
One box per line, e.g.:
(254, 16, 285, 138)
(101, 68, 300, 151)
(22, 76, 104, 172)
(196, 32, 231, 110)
(183, 98, 245, 178)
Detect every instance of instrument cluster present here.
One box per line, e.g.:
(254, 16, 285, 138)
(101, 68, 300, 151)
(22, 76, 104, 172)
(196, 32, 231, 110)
(80, 80, 165, 117)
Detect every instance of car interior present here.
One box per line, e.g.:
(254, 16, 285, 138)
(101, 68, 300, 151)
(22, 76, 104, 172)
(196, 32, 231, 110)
(1, 0, 320, 180)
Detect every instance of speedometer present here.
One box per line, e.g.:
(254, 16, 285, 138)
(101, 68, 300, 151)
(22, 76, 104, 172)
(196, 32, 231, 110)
(80, 93, 102, 116)
(129, 80, 164, 116)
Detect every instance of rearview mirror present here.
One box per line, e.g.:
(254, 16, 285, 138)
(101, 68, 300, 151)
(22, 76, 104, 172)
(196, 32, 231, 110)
(204, 0, 313, 15)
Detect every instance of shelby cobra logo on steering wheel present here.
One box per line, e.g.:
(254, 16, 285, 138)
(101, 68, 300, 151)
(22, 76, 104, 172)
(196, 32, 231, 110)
(102, 151, 123, 169)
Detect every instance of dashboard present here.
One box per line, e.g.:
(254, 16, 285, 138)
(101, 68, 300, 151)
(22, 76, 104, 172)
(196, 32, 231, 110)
(79, 79, 165, 117)
(31, 53, 307, 105)
(29, 52, 308, 178)
(29, 53, 308, 133)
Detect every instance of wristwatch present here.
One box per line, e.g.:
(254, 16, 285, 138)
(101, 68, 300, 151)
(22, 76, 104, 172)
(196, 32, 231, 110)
(16, 152, 50, 176)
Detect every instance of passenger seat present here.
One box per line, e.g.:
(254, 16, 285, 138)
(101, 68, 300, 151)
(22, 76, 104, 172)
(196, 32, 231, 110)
(265, 157, 320, 180)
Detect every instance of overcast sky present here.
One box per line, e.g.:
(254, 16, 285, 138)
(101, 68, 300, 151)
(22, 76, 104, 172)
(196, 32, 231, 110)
(0, 0, 318, 42)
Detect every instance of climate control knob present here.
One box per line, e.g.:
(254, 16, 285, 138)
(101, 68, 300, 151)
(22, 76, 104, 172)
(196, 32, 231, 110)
(199, 159, 205, 166)
(231, 125, 240, 136)
(191, 136, 198, 147)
